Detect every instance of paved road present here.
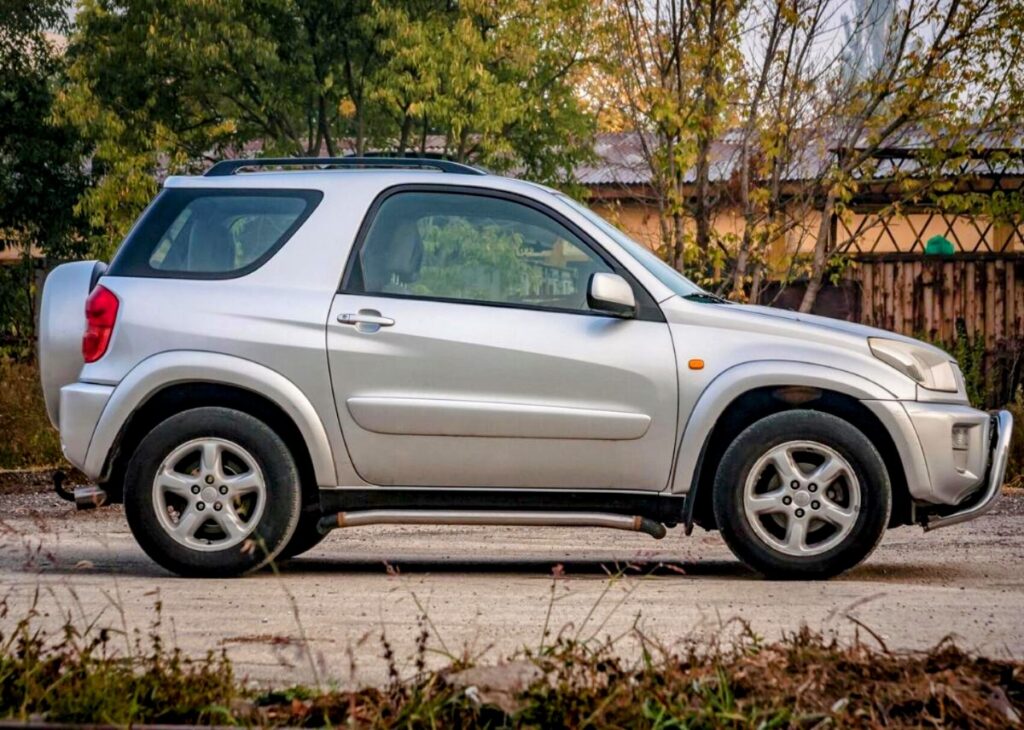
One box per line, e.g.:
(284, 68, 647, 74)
(2, 484, 1023, 687)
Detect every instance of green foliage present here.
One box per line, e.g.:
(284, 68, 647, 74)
(2, 599, 1021, 728)
(0, 258, 37, 361)
(60, 0, 599, 256)
(0, 597, 237, 725)
(1005, 387, 1024, 488)
(0, 0, 90, 258)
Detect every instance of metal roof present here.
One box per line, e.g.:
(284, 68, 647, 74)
(576, 128, 1024, 188)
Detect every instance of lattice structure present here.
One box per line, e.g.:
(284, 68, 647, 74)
(837, 148, 1024, 255)
(836, 209, 1024, 254)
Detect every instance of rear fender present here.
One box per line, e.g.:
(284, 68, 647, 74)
(83, 351, 337, 485)
(670, 360, 897, 494)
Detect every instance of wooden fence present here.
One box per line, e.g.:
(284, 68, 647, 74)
(854, 254, 1024, 341)
(850, 253, 1024, 405)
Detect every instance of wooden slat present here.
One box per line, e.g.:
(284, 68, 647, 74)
(1006, 260, 1015, 339)
(922, 262, 935, 338)
(985, 260, 996, 349)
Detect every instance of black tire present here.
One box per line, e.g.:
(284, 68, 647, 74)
(713, 410, 891, 580)
(277, 506, 329, 560)
(124, 407, 301, 577)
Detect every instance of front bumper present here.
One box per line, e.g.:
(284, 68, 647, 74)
(922, 409, 1013, 530)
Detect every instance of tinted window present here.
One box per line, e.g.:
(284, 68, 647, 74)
(108, 188, 322, 278)
(345, 192, 614, 313)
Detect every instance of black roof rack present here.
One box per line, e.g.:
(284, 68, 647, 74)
(204, 156, 486, 177)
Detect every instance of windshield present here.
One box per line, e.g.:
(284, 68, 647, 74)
(558, 195, 703, 297)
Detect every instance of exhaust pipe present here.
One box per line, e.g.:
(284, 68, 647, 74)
(317, 509, 667, 539)
(73, 485, 108, 510)
(53, 471, 108, 510)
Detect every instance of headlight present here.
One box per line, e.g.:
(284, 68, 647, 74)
(868, 337, 959, 392)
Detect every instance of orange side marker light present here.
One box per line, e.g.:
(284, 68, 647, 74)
(688, 359, 704, 370)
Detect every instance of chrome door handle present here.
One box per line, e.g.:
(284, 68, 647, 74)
(339, 311, 395, 325)
(337, 310, 395, 330)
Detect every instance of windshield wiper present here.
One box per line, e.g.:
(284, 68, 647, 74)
(682, 292, 729, 304)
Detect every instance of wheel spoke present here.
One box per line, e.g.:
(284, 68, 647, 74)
(214, 505, 248, 540)
(784, 517, 808, 553)
(158, 468, 195, 497)
(746, 488, 788, 515)
(173, 507, 204, 540)
(222, 470, 261, 496)
(818, 496, 856, 528)
(809, 455, 845, 487)
(200, 441, 223, 480)
(770, 447, 802, 484)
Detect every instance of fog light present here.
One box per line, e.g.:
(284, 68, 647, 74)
(952, 425, 970, 451)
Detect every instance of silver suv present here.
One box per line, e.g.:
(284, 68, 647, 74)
(38, 157, 1012, 579)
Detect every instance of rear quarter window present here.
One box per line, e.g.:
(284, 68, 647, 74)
(107, 188, 322, 278)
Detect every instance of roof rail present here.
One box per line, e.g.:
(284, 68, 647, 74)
(204, 156, 487, 177)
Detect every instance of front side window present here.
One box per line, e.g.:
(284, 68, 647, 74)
(108, 188, 322, 278)
(345, 191, 614, 313)
(558, 194, 704, 297)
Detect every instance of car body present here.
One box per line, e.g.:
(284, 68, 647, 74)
(38, 158, 1013, 578)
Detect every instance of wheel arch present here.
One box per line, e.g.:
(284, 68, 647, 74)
(85, 351, 337, 498)
(673, 362, 911, 532)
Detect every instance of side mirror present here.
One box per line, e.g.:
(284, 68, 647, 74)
(587, 272, 636, 317)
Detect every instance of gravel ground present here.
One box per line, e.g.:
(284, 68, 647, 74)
(2, 473, 1023, 687)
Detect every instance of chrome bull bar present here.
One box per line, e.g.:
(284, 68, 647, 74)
(924, 409, 1013, 531)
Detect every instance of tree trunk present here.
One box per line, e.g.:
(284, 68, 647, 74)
(749, 261, 764, 305)
(318, 95, 335, 157)
(398, 112, 413, 154)
(798, 191, 836, 313)
(671, 210, 685, 270)
(693, 139, 712, 254)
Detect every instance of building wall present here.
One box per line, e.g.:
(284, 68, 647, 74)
(587, 194, 1023, 260)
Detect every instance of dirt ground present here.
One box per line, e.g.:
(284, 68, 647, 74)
(2, 475, 1023, 688)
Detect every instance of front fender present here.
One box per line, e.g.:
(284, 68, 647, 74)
(83, 351, 337, 486)
(669, 360, 897, 494)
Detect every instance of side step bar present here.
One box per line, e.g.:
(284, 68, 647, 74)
(317, 510, 668, 539)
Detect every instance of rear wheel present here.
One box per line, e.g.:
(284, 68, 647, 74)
(124, 407, 301, 577)
(277, 508, 329, 560)
(713, 410, 891, 579)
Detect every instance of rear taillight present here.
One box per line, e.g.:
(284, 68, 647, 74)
(82, 285, 119, 363)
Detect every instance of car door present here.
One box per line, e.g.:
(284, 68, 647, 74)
(326, 185, 678, 490)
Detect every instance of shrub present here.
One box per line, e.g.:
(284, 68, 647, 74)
(0, 359, 63, 469)
(1, 597, 1021, 728)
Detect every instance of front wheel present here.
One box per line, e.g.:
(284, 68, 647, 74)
(124, 407, 301, 577)
(713, 410, 891, 579)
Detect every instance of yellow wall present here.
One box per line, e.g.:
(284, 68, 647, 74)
(588, 198, 1022, 257)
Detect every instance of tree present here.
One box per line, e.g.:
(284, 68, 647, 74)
(602, 0, 1024, 310)
(0, 0, 91, 355)
(604, 0, 745, 273)
(61, 0, 601, 256)
(793, 0, 1024, 311)
(0, 0, 89, 258)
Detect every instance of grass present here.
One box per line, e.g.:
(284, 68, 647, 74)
(0, 359, 63, 469)
(1, 592, 1021, 728)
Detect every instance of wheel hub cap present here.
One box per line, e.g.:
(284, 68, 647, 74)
(742, 440, 861, 557)
(152, 437, 267, 552)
